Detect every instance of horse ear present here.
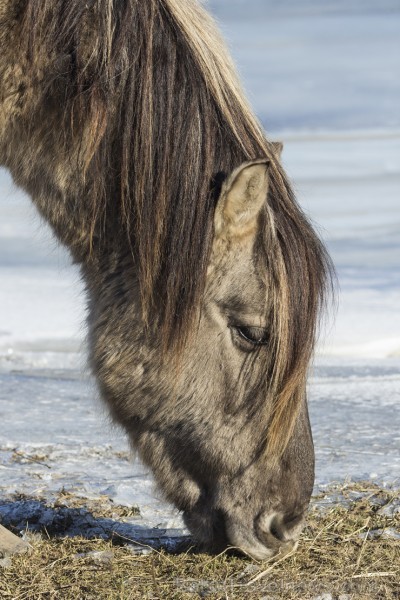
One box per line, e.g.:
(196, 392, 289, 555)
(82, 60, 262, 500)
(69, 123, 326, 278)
(272, 141, 283, 159)
(214, 159, 269, 240)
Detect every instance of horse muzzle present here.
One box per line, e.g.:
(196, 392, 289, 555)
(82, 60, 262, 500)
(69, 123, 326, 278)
(184, 504, 305, 560)
(225, 510, 303, 560)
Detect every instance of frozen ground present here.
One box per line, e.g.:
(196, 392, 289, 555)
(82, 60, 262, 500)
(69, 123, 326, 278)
(0, 1, 399, 543)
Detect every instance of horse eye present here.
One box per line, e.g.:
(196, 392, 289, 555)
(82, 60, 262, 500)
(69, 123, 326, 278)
(234, 326, 269, 347)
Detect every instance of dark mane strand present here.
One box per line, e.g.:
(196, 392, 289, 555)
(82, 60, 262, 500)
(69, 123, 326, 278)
(20, 0, 334, 457)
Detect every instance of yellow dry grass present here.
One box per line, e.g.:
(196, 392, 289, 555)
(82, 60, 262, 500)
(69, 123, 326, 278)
(0, 483, 399, 599)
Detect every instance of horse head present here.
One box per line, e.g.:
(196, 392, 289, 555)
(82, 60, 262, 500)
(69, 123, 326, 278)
(90, 158, 315, 559)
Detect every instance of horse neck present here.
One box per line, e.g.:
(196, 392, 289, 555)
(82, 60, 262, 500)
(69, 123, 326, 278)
(3, 94, 122, 266)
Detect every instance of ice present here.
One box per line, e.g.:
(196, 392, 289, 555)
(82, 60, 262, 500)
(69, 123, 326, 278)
(0, 1, 399, 540)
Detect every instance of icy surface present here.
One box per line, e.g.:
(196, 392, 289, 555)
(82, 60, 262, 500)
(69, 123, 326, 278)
(0, 1, 399, 542)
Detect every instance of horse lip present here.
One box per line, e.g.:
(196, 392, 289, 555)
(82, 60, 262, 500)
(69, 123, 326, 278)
(227, 529, 280, 561)
(183, 507, 271, 559)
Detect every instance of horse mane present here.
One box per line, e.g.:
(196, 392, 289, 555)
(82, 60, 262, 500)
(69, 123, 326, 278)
(21, 0, 333, 458)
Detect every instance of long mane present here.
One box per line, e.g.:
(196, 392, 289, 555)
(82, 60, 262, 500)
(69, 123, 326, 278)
(21, 0, 333, 457)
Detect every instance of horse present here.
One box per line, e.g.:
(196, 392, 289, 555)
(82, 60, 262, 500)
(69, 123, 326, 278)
(0, 0, 332, 559)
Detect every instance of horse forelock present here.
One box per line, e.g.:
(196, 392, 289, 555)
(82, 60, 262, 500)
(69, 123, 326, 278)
(20, 0, 333, 457)
(255, 176, 334, 459)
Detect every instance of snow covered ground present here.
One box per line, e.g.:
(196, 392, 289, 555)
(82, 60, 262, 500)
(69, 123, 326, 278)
(0, 1, 399, 540)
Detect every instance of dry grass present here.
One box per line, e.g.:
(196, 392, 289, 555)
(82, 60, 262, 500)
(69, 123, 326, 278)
(0, 483, 399, 599)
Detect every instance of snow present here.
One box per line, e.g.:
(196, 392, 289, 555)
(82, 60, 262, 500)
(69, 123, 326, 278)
(0, 1, 399, 540)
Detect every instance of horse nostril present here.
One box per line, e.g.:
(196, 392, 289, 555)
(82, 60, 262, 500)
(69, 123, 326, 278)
(255, 512, 287, 548)
(256, 511, 304, 548)
(269, 514, 286, 542)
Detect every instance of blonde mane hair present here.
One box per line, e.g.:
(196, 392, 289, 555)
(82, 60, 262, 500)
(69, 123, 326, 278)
(21, 0, 332, 457)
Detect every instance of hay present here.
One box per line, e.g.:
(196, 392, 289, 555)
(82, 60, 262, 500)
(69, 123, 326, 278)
(0, 483, 399, 599)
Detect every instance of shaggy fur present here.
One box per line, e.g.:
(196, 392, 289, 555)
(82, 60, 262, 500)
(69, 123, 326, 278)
(0, 0, 333, 556)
